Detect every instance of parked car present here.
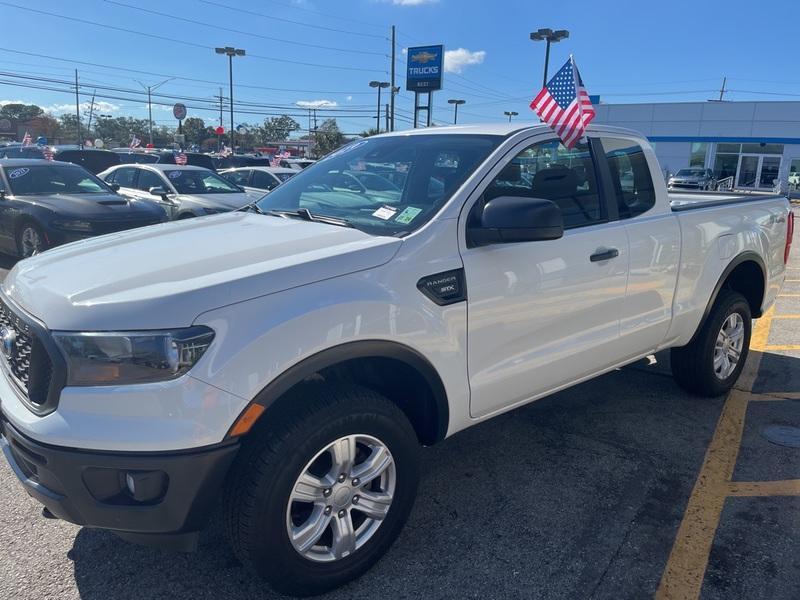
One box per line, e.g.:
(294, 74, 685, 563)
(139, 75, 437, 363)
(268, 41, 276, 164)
(98, 163, 258, 219)
(0, 124, 792, 596)
(219, 166, 296, 193)
(282, 157, 316, 170)
(0, 145, 47, 159)
(667, 167, 716, 190)
(112, 149, 160, 164)
(213, 154, 273, 170)
(147, 151, 217, 170)
(0, 158, 166, 257)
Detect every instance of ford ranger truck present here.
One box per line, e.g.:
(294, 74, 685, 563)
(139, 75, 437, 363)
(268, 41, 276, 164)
(0, 124, 792, 596)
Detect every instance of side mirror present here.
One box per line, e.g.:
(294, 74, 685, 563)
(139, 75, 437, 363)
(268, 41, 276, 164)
(468, 196, 564, 247)
(149, 186, 168, 198)
(109, 183, 121, 192)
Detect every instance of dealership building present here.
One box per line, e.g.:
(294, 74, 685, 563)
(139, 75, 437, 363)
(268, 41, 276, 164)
(592, 100, 800, 193)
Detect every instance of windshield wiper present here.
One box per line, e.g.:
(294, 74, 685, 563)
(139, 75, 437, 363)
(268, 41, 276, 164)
(239, 202, 265, 214)
(267, 209, 353, 228)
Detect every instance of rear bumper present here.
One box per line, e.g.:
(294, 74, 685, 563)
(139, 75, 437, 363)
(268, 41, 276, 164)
(0, 413, 238, 551)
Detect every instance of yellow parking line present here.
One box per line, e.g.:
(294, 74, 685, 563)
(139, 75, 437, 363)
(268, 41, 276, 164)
(728, 480, 800, 496)
(777, 294, 800, 297)
(761, 345, 800, 351)
(656, 389, 751, 600)
(771, 314, 800, 319)
(749, 307, 775, 352)
(742, 391, 796, 402)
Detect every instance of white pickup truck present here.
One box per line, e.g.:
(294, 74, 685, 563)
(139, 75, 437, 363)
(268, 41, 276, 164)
(0, 124, 793, 596)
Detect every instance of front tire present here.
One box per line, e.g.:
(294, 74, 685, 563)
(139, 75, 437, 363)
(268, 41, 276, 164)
(224, 384, 420, 596)
(671, 290, 751, 396)
(16, 221, 47, 258)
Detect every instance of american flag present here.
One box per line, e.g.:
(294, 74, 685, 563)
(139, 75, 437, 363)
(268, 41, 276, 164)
(21, 131, 31, 146)
(175, 152, 187, 165)
(41, 146, 54, 160)
(530, 56, 596, 148)
(130, 135, 141, 149)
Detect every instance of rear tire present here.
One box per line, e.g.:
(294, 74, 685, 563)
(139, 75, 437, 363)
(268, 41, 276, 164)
(671, 290, 751, 397)
(223, 383, 420, 596)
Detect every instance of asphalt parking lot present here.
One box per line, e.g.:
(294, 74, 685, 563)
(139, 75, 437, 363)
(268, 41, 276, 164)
(0, 209, 798, 600)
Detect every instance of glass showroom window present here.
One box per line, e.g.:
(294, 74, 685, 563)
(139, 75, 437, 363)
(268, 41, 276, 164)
(689, 142, 708, 167)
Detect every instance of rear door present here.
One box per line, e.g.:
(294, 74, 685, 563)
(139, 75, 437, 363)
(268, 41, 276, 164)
(597, 136, 680, 356)
(461, 136, 630, 418)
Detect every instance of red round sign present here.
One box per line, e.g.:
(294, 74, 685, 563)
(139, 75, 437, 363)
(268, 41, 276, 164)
(215, 126, 225, 135)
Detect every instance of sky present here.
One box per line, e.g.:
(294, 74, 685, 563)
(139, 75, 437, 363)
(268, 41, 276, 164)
(0, 0, 798, 136)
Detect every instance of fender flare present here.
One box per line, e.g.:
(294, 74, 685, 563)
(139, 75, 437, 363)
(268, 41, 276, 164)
(245, 340, 450, 443)
(692, 250, 766, 340)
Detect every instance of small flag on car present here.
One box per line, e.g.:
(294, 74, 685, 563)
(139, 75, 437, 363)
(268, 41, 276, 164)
(130, 135, 141, 149)
(530, 55, 596, 148)
(175, 152, 187, 165)
(21, 131, 31, 146)
(41, 146, 54, 160)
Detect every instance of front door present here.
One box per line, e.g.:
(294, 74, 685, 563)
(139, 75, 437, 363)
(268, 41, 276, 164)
(736, 154, 782, 190)
(462, 138, 629, 419)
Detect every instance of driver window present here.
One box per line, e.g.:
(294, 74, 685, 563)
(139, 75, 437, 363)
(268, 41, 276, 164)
(481, 139, 604, 229)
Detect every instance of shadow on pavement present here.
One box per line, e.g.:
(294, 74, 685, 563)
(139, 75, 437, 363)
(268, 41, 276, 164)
(69, 355, 725, 600)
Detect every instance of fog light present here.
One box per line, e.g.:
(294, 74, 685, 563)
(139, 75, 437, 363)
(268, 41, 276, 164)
(124, 471, 168, 503)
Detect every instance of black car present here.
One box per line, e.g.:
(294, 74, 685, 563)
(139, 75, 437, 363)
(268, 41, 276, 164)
(0, 159, 167, 257)
(1, 146, 122, 174)
(212, 154, 272, 170)
(112, 149, 160, 164)
(149, 151, 216, 170)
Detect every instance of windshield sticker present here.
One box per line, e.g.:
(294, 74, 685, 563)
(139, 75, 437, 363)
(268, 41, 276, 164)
(8, 167, 29, 179)
(395, 206, 422, 225)
(168, 171, 183, 180)
(372, 205, 397, 220)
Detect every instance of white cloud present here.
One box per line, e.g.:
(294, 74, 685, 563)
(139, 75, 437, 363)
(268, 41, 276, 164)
(44, 101, 120, 114)
(346, 96, 353, 102)
(296, 99, 338, 109)
(0, 100, 28, 107)
(444, 48, 486, 74)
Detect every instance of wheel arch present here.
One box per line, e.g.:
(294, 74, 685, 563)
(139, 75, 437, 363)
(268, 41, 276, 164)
(693, 251, 766, 339)
(229, 340, 450, 446)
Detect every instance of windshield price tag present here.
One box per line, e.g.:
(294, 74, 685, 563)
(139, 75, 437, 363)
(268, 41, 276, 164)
(395, 206, 422, 224)
(372, 205, 397, 220)
(8, 167, 29, 179)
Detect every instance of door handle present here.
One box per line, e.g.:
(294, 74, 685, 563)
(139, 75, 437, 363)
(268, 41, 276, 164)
(590, 248, 619, 262)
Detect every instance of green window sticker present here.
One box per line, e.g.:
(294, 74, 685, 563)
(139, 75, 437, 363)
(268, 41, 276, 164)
(395, 206, 422, 224)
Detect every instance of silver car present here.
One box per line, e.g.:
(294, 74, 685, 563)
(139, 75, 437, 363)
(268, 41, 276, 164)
(219, 166, 297, 194)
(98, 164, 261, 220)
(667, 167, 716, 191)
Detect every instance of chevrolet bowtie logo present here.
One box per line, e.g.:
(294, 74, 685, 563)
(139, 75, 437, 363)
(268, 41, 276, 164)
(411, 51, 437, 64)
(0, 326, 17, 360)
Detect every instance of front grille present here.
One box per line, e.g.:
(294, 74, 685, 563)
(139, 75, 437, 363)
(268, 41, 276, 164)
(0, 296, 53, 406)
(92, 219, 162, 235)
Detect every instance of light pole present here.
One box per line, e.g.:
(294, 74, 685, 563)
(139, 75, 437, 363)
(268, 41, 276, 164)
(369, 81, 390, 133)
(136, 78, 174, 147)
(504, 111, 519, 123)
(215, 46, 245, 150)
(530, 28, 569, 88)
(447, 99, 465, 124)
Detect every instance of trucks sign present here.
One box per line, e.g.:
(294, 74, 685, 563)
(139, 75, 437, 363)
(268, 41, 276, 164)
(406, 45, 443, 92)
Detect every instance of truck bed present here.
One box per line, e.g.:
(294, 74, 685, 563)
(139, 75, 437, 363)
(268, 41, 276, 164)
(669, 190, 786, 212)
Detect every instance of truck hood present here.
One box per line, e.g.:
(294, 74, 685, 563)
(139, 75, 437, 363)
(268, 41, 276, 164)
(3, 212, 402, 330)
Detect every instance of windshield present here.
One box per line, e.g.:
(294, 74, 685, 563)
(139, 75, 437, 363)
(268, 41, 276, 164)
(676, 168, 706, 177)
(256, 134, 502, 235)
(4, 164, 113, 195)
(164, 169, 242, 194)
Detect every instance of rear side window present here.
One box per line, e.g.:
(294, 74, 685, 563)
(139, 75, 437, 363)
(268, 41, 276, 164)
(113, 167, 137, 188)
(224, 169, 251, 187)
(600, 138, 656, 219)
(483, 139, 604, 230)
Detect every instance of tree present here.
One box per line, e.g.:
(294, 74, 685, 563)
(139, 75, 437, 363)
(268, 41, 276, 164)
(25, 115, 61, 141)
(181, 117, 207, 146)
(0, 103, 44, 122)
(312, 119, 344, 157)
(261, 115, 300, 142)
(359, 127, 380, 138)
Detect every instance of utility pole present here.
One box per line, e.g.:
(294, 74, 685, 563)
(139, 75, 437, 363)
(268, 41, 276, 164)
(74, 69, 81, 146)
(718, 76, 727, 101)
(385, 103, 389, 131)
(390, 25, 396, 131)
(85, 89, 97, 138)
(136, 78, 173, 146)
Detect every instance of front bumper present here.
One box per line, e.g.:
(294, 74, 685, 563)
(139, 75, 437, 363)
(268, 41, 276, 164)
(0, 413, 238, 551)
(668, 181, 703, 189)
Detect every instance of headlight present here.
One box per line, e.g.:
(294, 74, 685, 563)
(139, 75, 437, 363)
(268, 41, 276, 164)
(52, 219, 93, 232)
(53, 326, 215, 386)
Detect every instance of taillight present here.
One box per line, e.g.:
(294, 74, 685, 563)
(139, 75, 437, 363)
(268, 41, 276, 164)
(785, 210, 795, 265)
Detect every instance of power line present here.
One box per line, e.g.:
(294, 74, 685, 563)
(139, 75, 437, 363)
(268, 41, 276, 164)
(0, 2, 384, 73)
(198, 0, 387, 39)
(105, 0, 386, 57)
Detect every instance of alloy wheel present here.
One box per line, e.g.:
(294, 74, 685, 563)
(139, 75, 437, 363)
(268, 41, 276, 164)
(20, 226, 43, 257)
(713, 312, 745, 379)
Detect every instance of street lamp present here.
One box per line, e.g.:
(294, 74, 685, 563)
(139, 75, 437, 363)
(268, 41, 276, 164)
(215, 46, 246, 150)
(530, 28, 569, 88)
(369, 81, 390, 133)
(447, 99, 466, 124)
(504, 111, 519, 123)
(136, 77, 174, 147)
